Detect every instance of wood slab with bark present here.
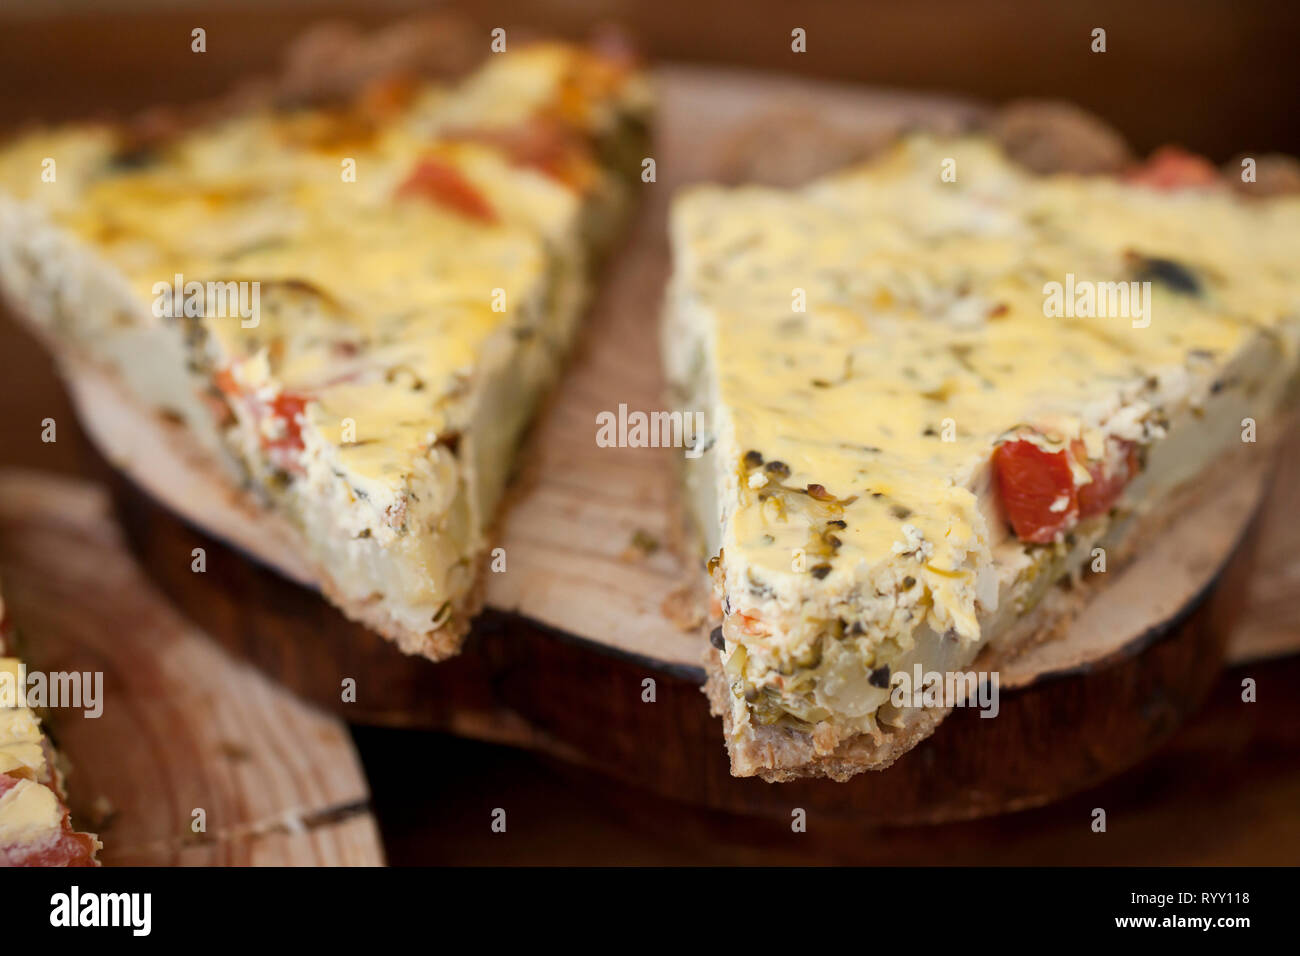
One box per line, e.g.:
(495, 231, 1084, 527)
(0, 470, 383, 865)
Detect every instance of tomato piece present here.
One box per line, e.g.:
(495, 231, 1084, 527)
(8, 827, 99, 867)
(213, 367, 239, 396)
(1076, 465, 1122, 519)
(1076, 439, 1138, 519)
(265, 393, 308, 457)
(447, 118, 595, 189)
(996, 434, 1143, 543)
(213, 367, 309, 470)
(1126, 146, 1219, 190)
(395, 157, 497, 222)
(0, 775, 98, 867)
(993, 439, 1078, 544)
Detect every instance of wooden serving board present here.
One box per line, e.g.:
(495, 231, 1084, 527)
(18, 66, 1300, 820)
(0, 469, 383, 865)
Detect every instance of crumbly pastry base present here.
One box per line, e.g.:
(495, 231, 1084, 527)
(703, 430, 1280, 782)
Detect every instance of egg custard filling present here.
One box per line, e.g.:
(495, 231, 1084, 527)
(664, 136, 1300, 780)
(0, 43, 651, 659)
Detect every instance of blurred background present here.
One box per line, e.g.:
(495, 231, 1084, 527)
(1, 0, 1297, 865)
(3, 0, 1299, 159)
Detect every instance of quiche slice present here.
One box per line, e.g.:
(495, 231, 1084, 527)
(0, 41, 650, 658)
(0, 582, 100, 866)
(664, 136, 1300, 781)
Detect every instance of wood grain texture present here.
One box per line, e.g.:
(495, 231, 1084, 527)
(0, 469, 383, 865)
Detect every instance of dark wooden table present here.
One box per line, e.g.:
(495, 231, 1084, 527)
(352, 661, 1300, 865)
